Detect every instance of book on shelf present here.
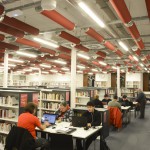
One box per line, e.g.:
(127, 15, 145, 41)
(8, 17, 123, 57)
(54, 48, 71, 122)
(0, 109, 18, 119)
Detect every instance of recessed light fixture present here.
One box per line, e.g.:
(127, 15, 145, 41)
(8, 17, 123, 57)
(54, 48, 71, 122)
(40, 64, 51, 68)
(77, 65, 85, 69)
(78, 2, 105, 28)
(112, 66, 117, 69)
(50, 69, 58, 73)
(62, 68, 69, 71)
(118, 41, 129, 51)
(54, 60, 67, 65)
(133, 56, 138, 61)
(140, 63, 144, 67)
(8, 58, 24, 63)
(77, 53, 90, 60)
(99, 61, 107, 66)
(92, 69, 98, 72)
(16, 51, 37, 58)
(33, 37, 59, 48)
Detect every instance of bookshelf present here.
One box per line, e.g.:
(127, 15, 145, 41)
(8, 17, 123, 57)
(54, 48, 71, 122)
(0, 89, 39, 147)
(126, 81, 140, 88)
(39, 89, 70, 118)
(95, 81, 108, 88)
(107, 88, 116, 99)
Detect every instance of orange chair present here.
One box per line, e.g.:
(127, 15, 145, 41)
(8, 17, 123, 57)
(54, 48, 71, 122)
(108, 107, 122, 129)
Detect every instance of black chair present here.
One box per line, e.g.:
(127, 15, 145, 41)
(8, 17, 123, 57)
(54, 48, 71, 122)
(5, 126, 36, 150)
(50, 133, 73, 150)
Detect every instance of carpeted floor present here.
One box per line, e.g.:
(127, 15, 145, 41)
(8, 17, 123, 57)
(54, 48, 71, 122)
(88, 105, 150, 150)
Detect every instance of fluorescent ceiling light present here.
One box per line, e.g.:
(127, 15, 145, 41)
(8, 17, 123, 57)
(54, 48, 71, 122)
(118, 41, 129, 51)
(16, 51, 37, 58)
(40, 64, 51, 68)
(78, 2, 105, 28)
(24, 69, 32, 72)
(92, 69, 98, 72)
(2, 63, 16, 67)
(77, 70, 83, 73)
(77, 53, 90, 60)
(112, 66, 117, 69)
(50, 69, 58, 73)
(8, 58, 24, 63)
(31, 67, 40, 70)
(6, 9, 23, 17)
(103, 71, 107, 74)
(99, 61, 107, 66)
(54, 60, 67, 65)
(62, 68, 69, 71)
(77, 65, 85, 69)
(88, 72, 93, 75)
(42, 71, 49, 74)
(133, 56, 138, 61)
(33, 37, 59, 48)
(140, 63, 144, 67)
(144, 68, 147, 71)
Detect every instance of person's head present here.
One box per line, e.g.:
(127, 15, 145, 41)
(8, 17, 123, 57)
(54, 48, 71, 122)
(122, 95, 127, 101)
(24, 102, 37, 114)
(87, 101, 95, 113)
(104, 94, 109, 100)
(113, 95, 118, 101)
(94, 95, 99, 100)
(137, 89, 142, 93)
(59, 101, 68, 113)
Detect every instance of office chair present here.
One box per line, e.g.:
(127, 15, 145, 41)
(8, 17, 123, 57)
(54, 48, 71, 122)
(5, 126, 36, 150)
(108, 107, 122, 129)
(50, 133, 73, 150)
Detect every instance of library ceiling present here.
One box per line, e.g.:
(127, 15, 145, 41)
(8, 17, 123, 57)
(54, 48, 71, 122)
(0, 0, 150, 75)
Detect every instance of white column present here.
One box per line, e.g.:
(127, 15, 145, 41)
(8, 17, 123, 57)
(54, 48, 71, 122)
(9, 70, 13, 86)
(38, 68, 42, 86)
(70, 47, 77, 108)
(117, 66, 121, 97)
(3, 52, 9, 88)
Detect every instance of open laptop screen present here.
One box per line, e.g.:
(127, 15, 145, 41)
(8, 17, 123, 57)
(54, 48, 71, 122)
(41, 113, 57, 124)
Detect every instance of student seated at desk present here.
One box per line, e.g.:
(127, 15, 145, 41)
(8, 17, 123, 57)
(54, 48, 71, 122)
(102, 94, 112, 105)
(76, 101, 101, 150)
(18, 102, 50, 150)
(55, 101, 74, 122)
(92, 95, 103, 108)
(120, 95, 133, 107)
(108, 95, 121, 110)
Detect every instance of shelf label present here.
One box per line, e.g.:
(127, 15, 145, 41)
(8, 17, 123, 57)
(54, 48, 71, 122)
(20, 94, 27, 107)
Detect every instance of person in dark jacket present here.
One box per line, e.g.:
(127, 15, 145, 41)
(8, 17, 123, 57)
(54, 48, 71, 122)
(92, 95, 103, 108)
(120, 95, 133, 107)
(102, 94, 112, 105)
(136, 89, 146, 119)
(76, 101, 101, 150)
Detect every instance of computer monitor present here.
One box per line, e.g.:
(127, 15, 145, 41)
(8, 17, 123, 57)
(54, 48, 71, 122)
(41, 113, 57, 125)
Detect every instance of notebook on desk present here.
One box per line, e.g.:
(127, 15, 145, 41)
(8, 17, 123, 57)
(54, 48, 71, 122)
(41, 113, 57, 125)
(72, 116, 87, 127)
(56, 127, 77, 134)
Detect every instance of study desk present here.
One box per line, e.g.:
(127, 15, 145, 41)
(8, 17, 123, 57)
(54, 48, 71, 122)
(121, 106, 131, 124)
(36, 122, 102, 150)
(73, 107, 109, 139)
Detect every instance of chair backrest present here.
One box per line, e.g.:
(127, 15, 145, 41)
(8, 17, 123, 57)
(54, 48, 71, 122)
(50, 133, 73, 150)
(5, 126, 35, 150)
(108, 107, 122, 128)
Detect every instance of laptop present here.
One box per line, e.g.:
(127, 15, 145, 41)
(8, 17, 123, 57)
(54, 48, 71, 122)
(72, 116, 87, 127)
(41, 113, 57, 125)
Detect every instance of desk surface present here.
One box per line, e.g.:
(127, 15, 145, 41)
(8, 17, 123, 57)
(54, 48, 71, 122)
(121, 106, 131, 110)
(36, 122, 102, 139)
(73, 107, 107, 112)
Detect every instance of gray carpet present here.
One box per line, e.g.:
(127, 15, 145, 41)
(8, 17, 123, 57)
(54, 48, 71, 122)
(88, 105, 150, 150)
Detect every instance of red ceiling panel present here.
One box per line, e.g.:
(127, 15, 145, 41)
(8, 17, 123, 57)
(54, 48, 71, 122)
(57, 46, 71, 53)
(0, 34, 5, 41)
(39, 47, 56, 55)
(41, 10, 75, 30)
(145, 0, 150, 19)
(0, 41, 19, 50)
(59, 31, 80, 44)
(96, 51, 106, 58)
(75, 44, 89, 52)
(16, 38, 41, 49)
(1, 15, 39, 35)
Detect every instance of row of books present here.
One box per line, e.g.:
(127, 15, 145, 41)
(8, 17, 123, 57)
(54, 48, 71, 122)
(41, 102, 59, 110)
(41, 93, 64, 101)
(0, 123, 15, 133)
(0, 109, 18, 118)
(0, 96, 19, 106)
(76, 92, 90, 97)
(0, 135, 6, 146)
